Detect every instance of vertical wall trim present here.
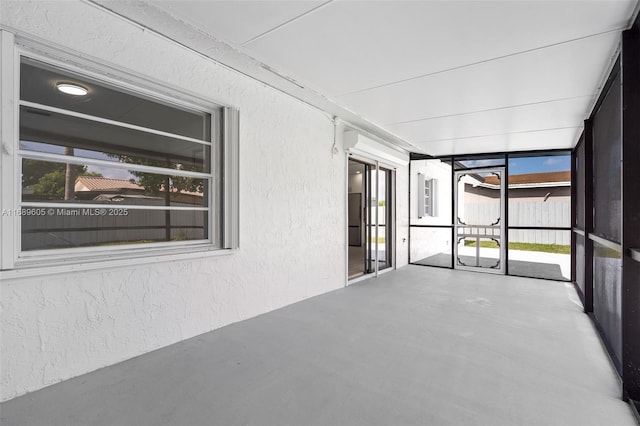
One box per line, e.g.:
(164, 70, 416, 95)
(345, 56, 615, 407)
(0, 31, 16, 270)
(391, 167, 396, 271)
(223, 107, 240, 250)
(622, 24, 640, 403)
(407, 160, 412, 265)
(344, 151, 349, 287)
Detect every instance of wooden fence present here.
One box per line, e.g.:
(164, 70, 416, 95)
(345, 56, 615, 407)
(462, 199, 571, 245)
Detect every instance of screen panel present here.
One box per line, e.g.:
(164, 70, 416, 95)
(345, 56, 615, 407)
(593, 241, 622, 373)
(592, 71, 622, 242)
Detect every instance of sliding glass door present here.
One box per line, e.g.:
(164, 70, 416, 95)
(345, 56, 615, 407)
(348, 158, 393, 279)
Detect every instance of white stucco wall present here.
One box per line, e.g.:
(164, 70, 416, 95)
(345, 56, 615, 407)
(410, 159, 452, 226)
(395, 163, 409, 268)
(0, 0, 364, 402)
(409, 159, 452, 262)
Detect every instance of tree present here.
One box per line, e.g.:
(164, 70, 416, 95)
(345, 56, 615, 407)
(23, 157, 105, 199)
(115, 157, 203, 196)
(32, 169, 67, 198)
(114, 156, 204, 242)
(23, 160, 89, 199)
(22, 159, 71, 187)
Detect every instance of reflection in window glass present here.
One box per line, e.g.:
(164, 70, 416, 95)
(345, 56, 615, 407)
(20, 106, 211, 173)
(20, 58, 210, 140)
(22, 209, 207, 251)
(19, 57, 216, 252)
(375, 168, 392, 271)
(23, 160, 207, 206)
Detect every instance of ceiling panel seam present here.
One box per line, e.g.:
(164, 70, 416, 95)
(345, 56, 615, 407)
(85, 0, 418, 152)
(385, 95, 596, 126)
(335, 29, 623, 98)
(416, 126, 582, 145)
(240, 0, 334, 46)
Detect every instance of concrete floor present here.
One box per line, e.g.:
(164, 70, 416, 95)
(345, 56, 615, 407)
(1, 266, 636, 426)
(414, 253, 568, 281)
(415, 248, 571, 281)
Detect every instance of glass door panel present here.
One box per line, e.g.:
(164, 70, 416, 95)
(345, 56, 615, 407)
(376, 167, 392, 271)
(348, 158, 394, 280)
(348, 160, 366, 278)
(365, 163, 375, 274)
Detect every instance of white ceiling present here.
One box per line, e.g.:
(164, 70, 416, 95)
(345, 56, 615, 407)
(101, 0, 638, 156)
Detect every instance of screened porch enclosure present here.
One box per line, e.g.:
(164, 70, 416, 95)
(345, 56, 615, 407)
(409, 152, 572, 281)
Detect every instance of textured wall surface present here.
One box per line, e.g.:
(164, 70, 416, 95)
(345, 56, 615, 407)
(395, 163, 410, 269)
(408, 160, 452, 262)
(0, 0, 359, 402)
(411, 159, 452, 226)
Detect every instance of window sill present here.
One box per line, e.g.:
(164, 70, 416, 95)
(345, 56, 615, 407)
(0, 246, 237, 280)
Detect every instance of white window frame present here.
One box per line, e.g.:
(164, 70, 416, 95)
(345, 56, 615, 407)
(0, 31, 239, 275)
(418, 174, 437, 218)
(425, 178, 437, 217)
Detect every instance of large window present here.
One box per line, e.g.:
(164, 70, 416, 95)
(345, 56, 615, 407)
(1, 47, 238, 270)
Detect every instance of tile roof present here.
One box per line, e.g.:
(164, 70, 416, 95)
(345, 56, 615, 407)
(483, 171, 570, 186)
(74, 176, 203, 197)
(75, 176, 143, 191)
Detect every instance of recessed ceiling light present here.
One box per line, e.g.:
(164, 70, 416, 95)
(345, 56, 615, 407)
(356, 171, 361, 174)
(56, 83, 88, 96)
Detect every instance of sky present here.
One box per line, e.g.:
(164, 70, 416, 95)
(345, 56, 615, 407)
(508, 155, 571, 175)
(22, 140, 139, 181)
(459, 154, 571, 175)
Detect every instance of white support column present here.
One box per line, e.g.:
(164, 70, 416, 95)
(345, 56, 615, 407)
(0, 30, 17, 270)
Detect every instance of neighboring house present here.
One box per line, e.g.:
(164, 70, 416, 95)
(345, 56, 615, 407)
(476, 171, 571, 200)
(462, 171, 571, 245)
(74, 176, 145, 199)
(74, 176, 204, 206)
